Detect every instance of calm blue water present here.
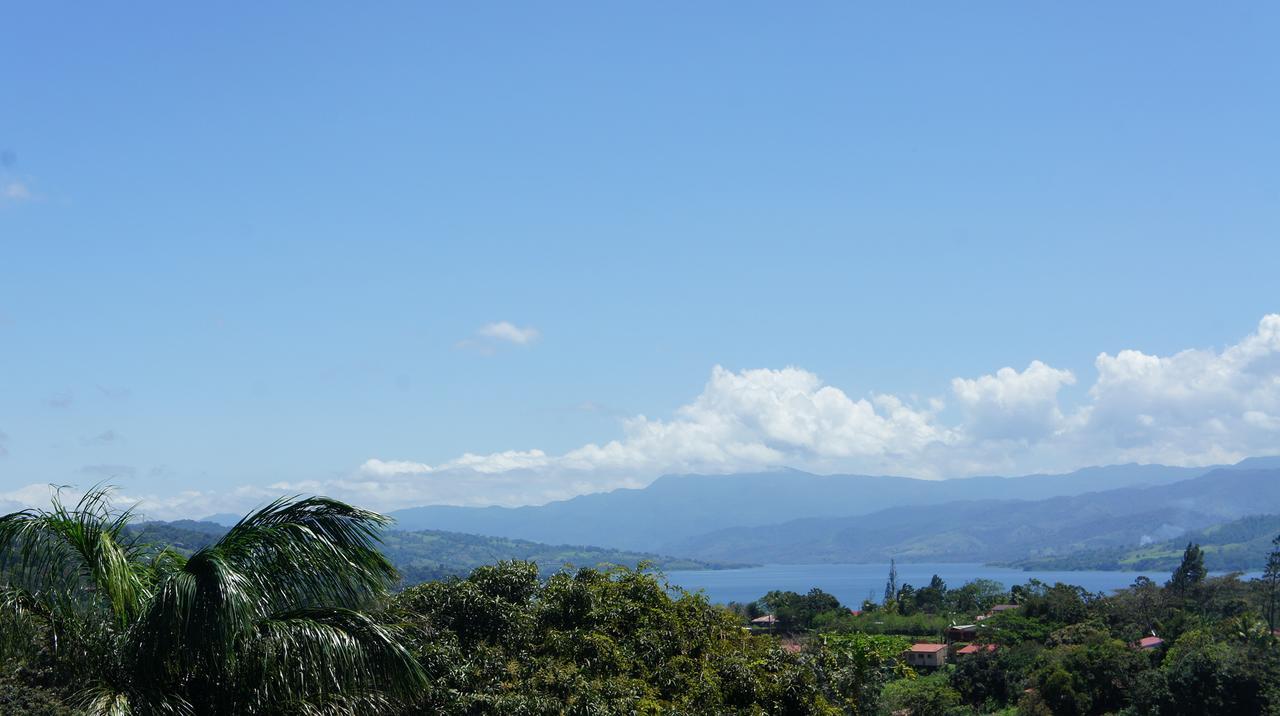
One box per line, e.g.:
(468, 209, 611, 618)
(664, 562, 1228, 606)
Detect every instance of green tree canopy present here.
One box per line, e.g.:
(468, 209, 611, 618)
(1167, 542, 1208, 594)
(0, 487, 424, 715)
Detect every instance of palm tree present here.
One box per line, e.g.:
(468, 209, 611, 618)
(0, 486, 425, 715)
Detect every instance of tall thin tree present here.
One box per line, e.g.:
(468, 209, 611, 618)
(883, 558, 898, 606)
(1167, 542, 1206, 595)
(1264, 534, 1280, 635)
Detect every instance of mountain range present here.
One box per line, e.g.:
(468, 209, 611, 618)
(661, 467, 1280, 564)
(385, 458, 1280, 566)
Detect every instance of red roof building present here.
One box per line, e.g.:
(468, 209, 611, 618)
(1136, 636, 1164, 650)
(956, 643, 998, 656)
(904, 643, 949, 668)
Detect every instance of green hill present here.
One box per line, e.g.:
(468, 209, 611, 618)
(1003, 513, 1280, 572)
(125, 520, 741, 585)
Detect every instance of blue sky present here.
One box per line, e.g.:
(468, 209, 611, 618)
(2, 4, 1278, 517)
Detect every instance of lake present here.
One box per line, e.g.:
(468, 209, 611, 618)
(664, 562, 1227, 606)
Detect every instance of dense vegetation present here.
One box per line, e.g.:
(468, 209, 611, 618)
(8, 491, 1280, 714)
(0, 488, 424, 714)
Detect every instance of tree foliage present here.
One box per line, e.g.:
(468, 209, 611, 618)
(389, 561, 839, 714)
(0, 487, 424, 715)
(1167, 542, 1207, 594)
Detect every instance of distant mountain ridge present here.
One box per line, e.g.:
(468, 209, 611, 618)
(387, 460, 1273, 552)
(661, 467, 1280, 566)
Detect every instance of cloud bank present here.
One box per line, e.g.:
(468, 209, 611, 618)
(5, 315, 1279, 518)
(289, 314, 1280, 512)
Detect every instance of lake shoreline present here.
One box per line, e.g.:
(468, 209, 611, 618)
(663, 562, 1260, 606)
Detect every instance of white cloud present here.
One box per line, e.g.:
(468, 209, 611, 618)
(11, 315, 1280, 519)
(261, 365, 959, 511)
(952, 361, 1077, 440)
(324, 315, 1280, 511)
(1083, 314, 1280, 464)
(477, 321, 539, 345)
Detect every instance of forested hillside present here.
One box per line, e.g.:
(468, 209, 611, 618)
(1005, 514, 1280, 572)
(125, 519, 735, 584)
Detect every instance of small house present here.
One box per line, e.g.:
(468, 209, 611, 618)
(1135, 636, 1164, 650)
(750, 614, 779, 629)
(946, 624, 979, 642)
(978, 604, 1019, 621)
(956, 643, 997, 656)
(903, 643, 948, 668)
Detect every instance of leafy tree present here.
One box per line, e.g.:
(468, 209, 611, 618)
(947, 578, 1007, 615)
(896, 584, 918, 616)
(0, 487, 424, 714)
(949, 648, 1009, 710)
(392, 562, 839, 715)
(1262, 534, 1280, 634)
(1019, 582, 1092, 626)
(1167, 542, 1207, 594)
(1038, 665, 1090, 716)
(761, 588, 842, 632)
(1034, 636, 1146, 714)
(814, 633, 910, 715)
(912, 575, 947, 615)
(1132, 628, 1278, 715)
(881, 672, 961, 714)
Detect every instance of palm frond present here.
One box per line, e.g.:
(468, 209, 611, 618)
(238, 607, 426, 713)
(73, 682, 195, 716)
(0, 485, 150, 627)
(210, 497, 399, 610)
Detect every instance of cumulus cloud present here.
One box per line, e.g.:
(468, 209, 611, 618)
(317, 315, 1280, 511)
(261, 365, 960, 510)
(9, 315, 1280, 519)
(477, 321, 540, 345)
(1084, 314, 1280, 464)
(952, 361, 1077, 441)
